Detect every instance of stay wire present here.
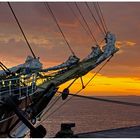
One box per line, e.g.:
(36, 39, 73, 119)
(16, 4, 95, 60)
(0, 61, 11, 74)
(68, 93, 140, 107)
(36, 93, 61, 119)
(7, 2, 36, 59)
(0, 63, 8, 74)
(96, 2, 108, 32)
(66, 3, 93, 41)
(93, 3, 107, 34)
(93, 3, 107, 35)
(44, 2, 75, 56)
(67, 78, 78, 89)
(25, 92, 62, 136)
(38, 55, 113, 123)
(85, 2, 106, 36)
(75, 2, 98, 45)
(85, 55, 113, 87)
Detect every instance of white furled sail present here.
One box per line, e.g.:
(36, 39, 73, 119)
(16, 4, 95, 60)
(42, 55, 80, 72)
(0, 56, 42, 76)
(97, 32, 118, 63)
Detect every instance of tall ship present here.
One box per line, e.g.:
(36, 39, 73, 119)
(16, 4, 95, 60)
(3, 2, 139, 138)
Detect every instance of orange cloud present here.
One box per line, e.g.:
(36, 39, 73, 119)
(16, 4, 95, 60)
(116, 40, 136, 48)
(126, 41, 136, 46)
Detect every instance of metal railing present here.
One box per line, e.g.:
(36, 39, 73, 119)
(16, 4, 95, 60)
(0, 74, 37, 100)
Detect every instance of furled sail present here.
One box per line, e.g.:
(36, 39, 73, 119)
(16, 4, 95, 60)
(0, 56, 42, 76)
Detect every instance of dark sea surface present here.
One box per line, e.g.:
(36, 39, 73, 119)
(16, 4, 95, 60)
(41, 96, 140, 137)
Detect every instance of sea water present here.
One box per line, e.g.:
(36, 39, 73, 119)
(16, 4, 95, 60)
(41, 96, 140, 137)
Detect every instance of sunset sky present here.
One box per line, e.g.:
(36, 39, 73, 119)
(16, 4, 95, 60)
(0, 2, 140, 96)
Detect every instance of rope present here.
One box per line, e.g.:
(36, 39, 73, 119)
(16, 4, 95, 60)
(85, 55, 113, 87)
(93, 3, 106, 34)
(44, 2, 75, 56)
(37, 55, 113, 123)
(7, 2, 36, 59)
(0, 114, 16, 123)
(0, 62, 10, 73)
(75, 2, 98, 45)
(80, 76, 85, 89)
(36, 93, 60, 118)
(66, 3, 93, 41)
(0, 62, 9, 74)
(85, 2, 106, 36)
(93, 3, 107, 34)
(68, 93, 140, 107)
(37, 94, 61, 119)
(67, 78, 78, 89)
(96, 2, 108, 32)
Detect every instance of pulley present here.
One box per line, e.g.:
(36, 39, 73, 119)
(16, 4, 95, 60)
(62, 88, 69, 100)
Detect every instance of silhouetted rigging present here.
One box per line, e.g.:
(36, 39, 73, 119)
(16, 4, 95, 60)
(93, 3, 108, 34)
(66, 3, 93, 41)
(75, 2, 98, 45)
(97, 2, 108, 32)
(44, 2, 76, 56)
(85, 2, 106, 36)
(7, 2, 36, 59)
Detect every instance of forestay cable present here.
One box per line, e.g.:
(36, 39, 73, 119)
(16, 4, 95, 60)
(75, 2, 98, 45)
(66, 3, 93, 41)
(68, 93, 140, 107)
(85, 2, 106, 36)
(7, 2, 36, 59)
(93, 3, 107, 34)
(44, 2, 75, 56)
(96, 2, 108, 32)
(36, 94, 61, 119)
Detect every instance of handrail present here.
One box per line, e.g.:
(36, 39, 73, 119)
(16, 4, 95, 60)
(0, 74, 37, 100)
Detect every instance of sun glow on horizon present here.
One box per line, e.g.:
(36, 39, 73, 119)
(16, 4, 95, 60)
(59, 72, 140, 96)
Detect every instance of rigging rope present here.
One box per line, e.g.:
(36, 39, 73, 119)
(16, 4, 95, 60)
(75, 2, 98, 45)
(66, 78, 78, 89)
(85, 55, 113, 86)
(0, 61, 11, 74)
(0, 114, 16, 123)
(85, 2, 106, 36)
(67, 93, 140, 107)
(7, 2, 36, 59)
(96, 2, 108, 32)
(93, 3, 107, 34)
(36, 94, 61, 118)
(44, 2, 75, 56)
(66, 3, 93, 41)
(0, 62, 10, 72)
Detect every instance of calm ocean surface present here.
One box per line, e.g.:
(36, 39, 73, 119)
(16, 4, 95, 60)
(41, 96, 140, 137)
